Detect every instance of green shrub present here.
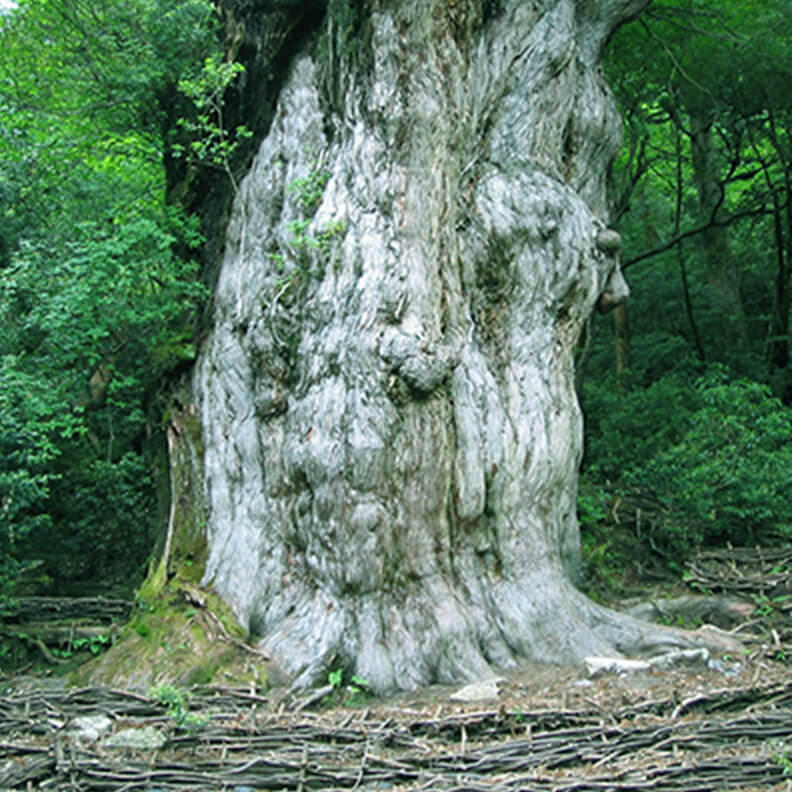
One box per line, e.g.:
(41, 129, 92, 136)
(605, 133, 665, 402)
(581, 366, 792, 569)
(150, 683, 208, 731)
(582, 370, 703, 480)
(632, 375, 792, 555)
(0, 360, 65, 595)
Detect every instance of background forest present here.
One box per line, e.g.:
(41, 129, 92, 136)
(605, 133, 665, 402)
(0, 0, 790, 606)
(581, 0, 792, 593)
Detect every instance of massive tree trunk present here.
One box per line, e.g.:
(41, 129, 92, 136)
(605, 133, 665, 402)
(182, 0, 730, 693)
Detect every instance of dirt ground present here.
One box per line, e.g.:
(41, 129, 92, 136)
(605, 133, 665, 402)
(3, 647, 792, 791)
(3, 545, 792, 790)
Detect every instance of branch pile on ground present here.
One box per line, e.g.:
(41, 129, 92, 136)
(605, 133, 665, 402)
(0, 597, 133, 663)
(3, 674, 792, 791)
(685, 546, 792, 662)
(686, 547, 792, 598)
(2, 598, 133, 624)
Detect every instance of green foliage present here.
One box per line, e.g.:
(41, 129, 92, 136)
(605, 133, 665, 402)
(149, 683, 208, 731)
(288, 168, 331, 214)
(2, 213, 205, 379)
(150, 682, 186, 709)
(325, 668, 374, 707)
(0, 210, 205, 590)
(634, 376, 792, 553)
(772, 743, 792, 776)
(577, 482, 610, 535)
(0, 359, 72, 594)
(579, 0, 792, 589)
(52, 633, 112, 659)
(345, 675, 374, 706)
(286, 216, 346, 260)
(269, 167, 344, 319)
(583, 370, 703, 482)
(0, 0, 221, 262)
(135, 621, 153, 639)
(751, 592, 791, 621)
(0, 0, 219, 142)
(578, 481, 639, 599)
(0, 0, 218, 596)
(582, 369, 792, 565)
(283, 165, 336, 265)
(328, 668, 344, 689)
(173, 55, 252, 190)
(604, 0, 792, 387)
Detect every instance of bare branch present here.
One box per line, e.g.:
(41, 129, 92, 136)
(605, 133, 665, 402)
(623, 203, 778, 270)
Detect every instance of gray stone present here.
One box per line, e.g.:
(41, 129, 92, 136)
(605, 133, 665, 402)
(708, 658, 743, 676)
(648, 648, 709, 670)
(450, 678, 503, 703)
(69, 715, 113, 742)
(103, 726, 166, 751)
(585, 656, 651, 677)
(585, 648, 711, 677)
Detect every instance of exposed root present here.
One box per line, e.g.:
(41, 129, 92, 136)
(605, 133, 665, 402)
(255, 574, 744, 695)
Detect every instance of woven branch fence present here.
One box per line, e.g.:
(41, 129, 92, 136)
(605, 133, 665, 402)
(3, 678, 792, 791)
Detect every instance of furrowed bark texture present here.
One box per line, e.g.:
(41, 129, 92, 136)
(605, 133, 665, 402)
(192, 0, 712, 692)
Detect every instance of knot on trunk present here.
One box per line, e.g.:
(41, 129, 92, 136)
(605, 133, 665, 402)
(379, 328, 459, 396)
(596, 267, 630, 314)
(595, 228, 622, 255)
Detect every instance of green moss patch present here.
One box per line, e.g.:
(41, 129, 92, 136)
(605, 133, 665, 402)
(75, 577, 265, 691)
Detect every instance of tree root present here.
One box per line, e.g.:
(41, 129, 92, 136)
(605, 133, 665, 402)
(254, 575, 744, 695)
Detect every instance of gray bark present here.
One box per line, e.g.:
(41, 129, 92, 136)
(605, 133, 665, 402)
(187, 0, 734, 693)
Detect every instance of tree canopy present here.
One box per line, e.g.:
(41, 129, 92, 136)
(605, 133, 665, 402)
(0, 0, 221, 595)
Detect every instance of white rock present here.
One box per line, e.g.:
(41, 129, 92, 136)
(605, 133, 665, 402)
(584, 656, 651, 677)
(450, 678, 503, 702)
(648, 648, 709, 670)
(69, 715, 113, 741)
(586, 648, 712, 678)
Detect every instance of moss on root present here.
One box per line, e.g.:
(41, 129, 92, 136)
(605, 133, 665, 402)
(73, 395, 265, 690)
(75, 572, 266, 691)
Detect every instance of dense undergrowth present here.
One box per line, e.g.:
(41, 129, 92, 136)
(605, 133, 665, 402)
(579, 369, 792, 599)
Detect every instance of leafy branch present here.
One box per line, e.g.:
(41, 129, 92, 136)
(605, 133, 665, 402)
(172, 55, 251, 193)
